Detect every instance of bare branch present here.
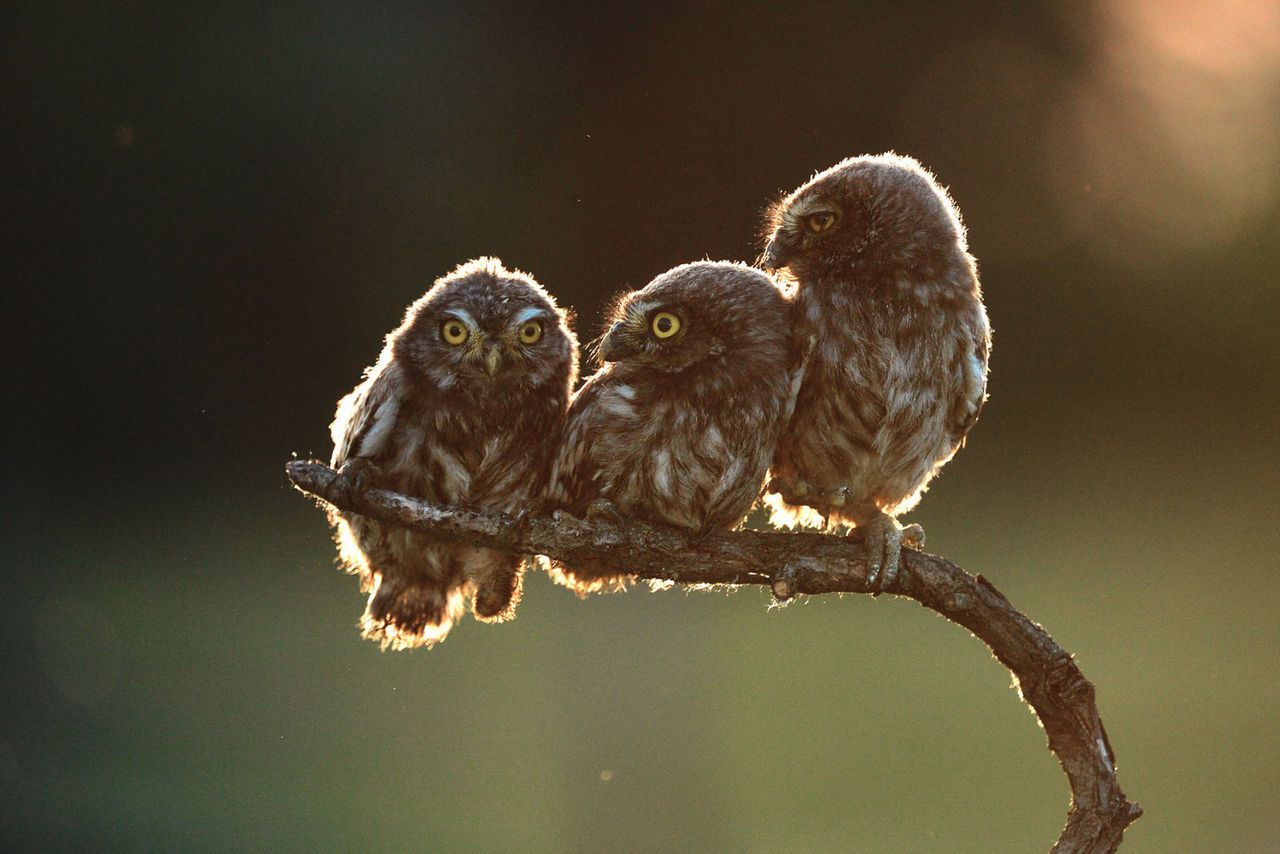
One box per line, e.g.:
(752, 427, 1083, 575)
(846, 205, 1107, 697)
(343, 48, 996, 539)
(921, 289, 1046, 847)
(286, 459, 1142, 852)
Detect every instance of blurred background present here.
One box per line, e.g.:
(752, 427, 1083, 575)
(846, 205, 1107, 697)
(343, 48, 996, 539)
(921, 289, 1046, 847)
(4, 1, 1278, 851)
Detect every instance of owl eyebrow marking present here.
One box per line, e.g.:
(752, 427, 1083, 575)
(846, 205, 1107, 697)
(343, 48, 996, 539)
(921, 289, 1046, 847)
(442, 308, 478, 329)
(787, 196, 835, 227)
(512, 305, 548, 325)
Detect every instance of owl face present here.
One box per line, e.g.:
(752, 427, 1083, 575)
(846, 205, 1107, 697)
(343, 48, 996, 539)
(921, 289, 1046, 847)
(761, 152, 965, 280)
(596, 261, 786, 376)
(392, 257, 577, 393)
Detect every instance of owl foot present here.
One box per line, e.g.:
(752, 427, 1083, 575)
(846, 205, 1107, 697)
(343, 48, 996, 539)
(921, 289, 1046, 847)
(585, 498, 628, 531)
(849, 512, 916, 592)
(689, 529, 714, 547)
(336, 458, 385, 501)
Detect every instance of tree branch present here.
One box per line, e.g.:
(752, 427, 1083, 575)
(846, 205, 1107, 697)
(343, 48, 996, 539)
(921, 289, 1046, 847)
(285, 459, 1142, 852)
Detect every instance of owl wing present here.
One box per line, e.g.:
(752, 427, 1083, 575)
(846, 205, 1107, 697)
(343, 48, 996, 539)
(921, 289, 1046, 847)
(330, 355, 405, 468)
(946, 307, 991, 450)
(702, 444, 767, 533)
(546, 374, 608, 513)
(782, 325, 814, 426)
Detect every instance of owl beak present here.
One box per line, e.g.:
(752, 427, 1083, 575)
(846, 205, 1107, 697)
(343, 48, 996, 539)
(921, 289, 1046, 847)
(598, 322, 638, 363)
(483, 345, 502, 376)
(761, 235, 793, 272)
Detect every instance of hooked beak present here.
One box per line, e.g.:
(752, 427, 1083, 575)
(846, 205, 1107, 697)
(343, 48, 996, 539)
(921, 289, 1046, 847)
(761, 234, 794, 272)
(483, 345, 502, 377)
(598, 322, 640, 363)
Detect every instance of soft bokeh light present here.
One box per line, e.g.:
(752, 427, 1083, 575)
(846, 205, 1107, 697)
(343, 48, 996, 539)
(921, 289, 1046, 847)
(1048, 0, 1280, 267)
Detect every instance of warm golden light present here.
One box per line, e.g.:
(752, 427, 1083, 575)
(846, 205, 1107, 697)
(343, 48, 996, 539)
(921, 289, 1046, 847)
(1048, 0, 1280, 266)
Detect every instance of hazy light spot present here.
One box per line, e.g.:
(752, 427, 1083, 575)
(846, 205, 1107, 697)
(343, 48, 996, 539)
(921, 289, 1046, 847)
(114, 123, 135, 148)
(599, 769, 614, 782)
(1046, 0, 1280, 268)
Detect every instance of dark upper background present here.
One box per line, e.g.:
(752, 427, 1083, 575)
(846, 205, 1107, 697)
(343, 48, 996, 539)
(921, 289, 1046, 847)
(4, 2, 1278, 851)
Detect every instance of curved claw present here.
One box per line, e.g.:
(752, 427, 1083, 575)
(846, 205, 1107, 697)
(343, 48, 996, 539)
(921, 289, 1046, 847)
(585, 498, 628, 530)
(851, 513, 909, 592)
(336, 458, 384, 502)
(862, 518, 887, 589)
(689, 522, 721, 547)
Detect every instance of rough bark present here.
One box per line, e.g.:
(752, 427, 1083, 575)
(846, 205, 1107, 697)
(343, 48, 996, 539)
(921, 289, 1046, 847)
(286, 459, 1142, 852)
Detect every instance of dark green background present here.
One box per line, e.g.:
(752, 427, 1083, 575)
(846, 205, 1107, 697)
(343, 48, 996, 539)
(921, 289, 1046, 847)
(5, 2, 1278, 851)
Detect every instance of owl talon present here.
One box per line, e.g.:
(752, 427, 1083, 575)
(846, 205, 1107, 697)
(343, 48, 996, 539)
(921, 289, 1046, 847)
(586, 498, 628, 530)
(337, 458, 384, 500)
(510, 506, 533, 531)
(901, 523, 925, 550)
(689, 525, 716, 547)
(852, 513, 905, 592)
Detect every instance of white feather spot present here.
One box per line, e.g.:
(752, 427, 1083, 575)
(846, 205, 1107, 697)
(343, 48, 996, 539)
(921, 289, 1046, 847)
(964, 353, 985, 412)
(701, 425, 725, 457)
(653, 448, 673, 498)
(356, 397, 400, 457)
(512, 305, 546, 325)
(601, 391, 635, 418)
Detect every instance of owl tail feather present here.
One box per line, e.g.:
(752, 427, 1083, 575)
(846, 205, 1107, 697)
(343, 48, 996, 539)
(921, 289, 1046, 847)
(471, 559, 524, 623)
(360, 574, 466, 650)
(547, 558, 631, 597)
(761, 492, 828, 531)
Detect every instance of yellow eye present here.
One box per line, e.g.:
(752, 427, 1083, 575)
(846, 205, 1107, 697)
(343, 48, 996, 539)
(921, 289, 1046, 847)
(518, 319, 543, 344)
(807, 211, 837, 233)
(650, 311, 681, 339)
(440, 319, 469, 345)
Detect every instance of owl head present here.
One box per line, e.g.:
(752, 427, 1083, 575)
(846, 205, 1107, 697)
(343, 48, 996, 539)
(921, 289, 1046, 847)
(760, 152, 968, 281)
(596, 261, 790, 377)
(391, 257, 578, 394)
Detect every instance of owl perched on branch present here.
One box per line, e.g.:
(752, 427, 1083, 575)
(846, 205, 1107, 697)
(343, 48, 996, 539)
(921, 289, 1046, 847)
(761, 153, 991, 587)
(329, 257, 577, 648)
(548, 261, 800, 594)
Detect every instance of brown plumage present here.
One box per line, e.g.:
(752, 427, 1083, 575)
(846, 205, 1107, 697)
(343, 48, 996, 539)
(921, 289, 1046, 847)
(760, 153, 991, 586)
(547, 261, 800, 593)
(329, 257, 577, 648)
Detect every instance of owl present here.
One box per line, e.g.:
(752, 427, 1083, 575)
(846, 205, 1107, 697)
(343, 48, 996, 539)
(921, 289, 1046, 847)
(760, 153, 991, 586)
(328, 257, 577, 648)
(547, 261, 800, 593)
